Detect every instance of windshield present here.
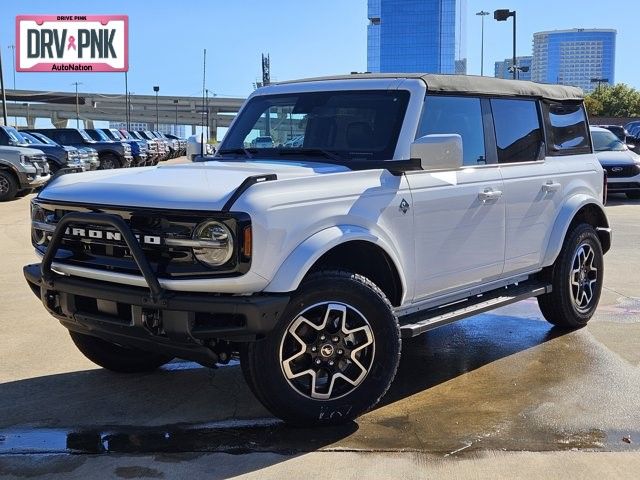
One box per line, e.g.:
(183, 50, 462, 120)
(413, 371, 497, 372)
(31, 133, 58, 145)
(220, 90, 410, 162)
(19, 132, 42, 145)
(592, 129, 627, 152)
(3, 127, 28, 146)
(78, 129, 95, 142)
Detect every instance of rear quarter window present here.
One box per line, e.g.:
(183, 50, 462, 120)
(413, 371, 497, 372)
(543, 102, 591, 155)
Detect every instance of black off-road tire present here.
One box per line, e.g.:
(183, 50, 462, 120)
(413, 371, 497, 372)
(0, 170, 18, 202)
(626, 191, 640, 200)
(241, 270, 401, 426)
(69, 331, 173, 373)
(538, 223, 604, 328)
(99, 153, 121, 170)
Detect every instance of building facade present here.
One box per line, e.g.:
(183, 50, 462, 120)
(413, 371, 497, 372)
(494, 56, 532, 81)
(367, 0, 467, 74)
(532, 29, 616, 93)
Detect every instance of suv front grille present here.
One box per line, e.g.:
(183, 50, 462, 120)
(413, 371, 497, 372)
(605, 164, 640, 178)
(32, 201, 251, 279)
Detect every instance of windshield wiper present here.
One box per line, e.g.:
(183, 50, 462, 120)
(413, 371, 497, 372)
(217, 147, 255, 159)
(276, 148, 343, 162)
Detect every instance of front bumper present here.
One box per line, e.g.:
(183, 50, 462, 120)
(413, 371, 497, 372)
(17, 169, 50, 189)
(24, 264, 288, 364)
(608, 177, 640, 193)
(23, 211, 288, 365)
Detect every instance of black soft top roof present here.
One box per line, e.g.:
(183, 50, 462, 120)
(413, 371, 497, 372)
(276, 73, 584, 102)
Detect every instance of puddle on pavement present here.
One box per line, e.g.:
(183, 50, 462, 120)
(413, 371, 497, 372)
(2, 309, 640, 456)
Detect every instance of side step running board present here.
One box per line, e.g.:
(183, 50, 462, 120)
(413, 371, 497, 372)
(399, 282, 552, 339)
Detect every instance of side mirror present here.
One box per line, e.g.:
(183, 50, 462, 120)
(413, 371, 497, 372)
(410, 134, 463, 172)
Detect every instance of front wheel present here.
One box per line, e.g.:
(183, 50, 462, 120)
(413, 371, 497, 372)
(538, 223, 604, 328)
(69, 331, 173, 373)
(0, 170, 18, 202)
(241, 270, 401, 426)
(99, 154, 120, 170)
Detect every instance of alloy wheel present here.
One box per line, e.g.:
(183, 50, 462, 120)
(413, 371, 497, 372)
(570, 243, 598, 312)
(279, 302, 375, 400)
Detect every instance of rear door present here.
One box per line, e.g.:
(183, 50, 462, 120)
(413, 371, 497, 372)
(492, 98, 562, 276)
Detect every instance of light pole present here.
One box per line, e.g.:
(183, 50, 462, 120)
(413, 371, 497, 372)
(591, 78, 609, 91)
(173, 99, 178, 134)
(494, 9, 517, 79)
(71, 81, 82, 128)
(8, 45, 16, 125)
(476, 11, 490, 76)
(153, 85, 159, 130)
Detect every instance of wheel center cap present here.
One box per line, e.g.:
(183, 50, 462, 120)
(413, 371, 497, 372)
(320, 344, 334, 357)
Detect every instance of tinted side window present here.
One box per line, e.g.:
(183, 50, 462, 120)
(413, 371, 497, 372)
(417, 96, 486, 166)
(491, 99, 543, 163)
(544, 102, 590, 154)
(45, 131, 65, 144)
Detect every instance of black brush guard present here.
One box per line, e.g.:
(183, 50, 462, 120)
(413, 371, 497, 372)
(24, 212, 289, 365)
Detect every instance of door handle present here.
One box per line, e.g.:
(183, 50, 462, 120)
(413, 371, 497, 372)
(478, 188, 503, 202)
(542, 181, 561, 193)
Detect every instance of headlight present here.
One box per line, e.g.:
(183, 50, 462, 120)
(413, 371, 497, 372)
(19, 155, 34, 167)
(192, 220, 233, 267)
(31, 203, 48, 246)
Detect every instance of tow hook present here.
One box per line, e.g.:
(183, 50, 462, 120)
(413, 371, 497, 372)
(142, 309, 165, 336)
(43, 291, 60, 311)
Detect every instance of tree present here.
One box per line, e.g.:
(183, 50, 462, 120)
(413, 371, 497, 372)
(584, 83, 640, 117)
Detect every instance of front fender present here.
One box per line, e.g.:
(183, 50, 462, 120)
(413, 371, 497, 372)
(541, 194, 609, 267)
(264, 225, 407, 301)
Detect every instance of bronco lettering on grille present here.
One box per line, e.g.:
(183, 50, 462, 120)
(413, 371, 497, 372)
(63, 226, 162, 246)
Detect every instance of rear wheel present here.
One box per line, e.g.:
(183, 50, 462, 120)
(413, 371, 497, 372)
(241, 270, 401, 426)
(0, 170, 18, 202)
(538, 223, 604, 328)
(69, 331, 173, 373)
(626, 192, 640, 200)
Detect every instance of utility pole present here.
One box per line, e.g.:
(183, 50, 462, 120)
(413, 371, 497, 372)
(476, 11, 490, 76)
(201, 48, 206, 156)
(0, 38, 7, 126)
(262, 53, 271, 136)
(72, 81, 82, 128)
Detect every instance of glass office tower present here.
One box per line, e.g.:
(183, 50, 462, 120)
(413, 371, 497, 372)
(494, 56, 533, 81)
(367, 0, 467, 74)
(532, 29, 616, 93)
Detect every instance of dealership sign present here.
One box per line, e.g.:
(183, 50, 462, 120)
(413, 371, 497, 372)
(16, 15, 128, 72)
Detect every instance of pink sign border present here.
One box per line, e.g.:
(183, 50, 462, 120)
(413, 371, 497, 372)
(15, 14, 129, 73)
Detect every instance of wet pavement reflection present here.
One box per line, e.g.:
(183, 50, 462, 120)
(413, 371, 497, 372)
(2, 300, 640, 456)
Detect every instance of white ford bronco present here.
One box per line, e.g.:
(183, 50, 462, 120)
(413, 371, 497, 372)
(24, 74, 611, 425)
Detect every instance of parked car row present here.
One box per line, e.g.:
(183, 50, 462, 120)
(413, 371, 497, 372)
(0, 125, 187, 201)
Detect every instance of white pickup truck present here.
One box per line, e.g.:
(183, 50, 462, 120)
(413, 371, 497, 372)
(24, 74, 611, 425)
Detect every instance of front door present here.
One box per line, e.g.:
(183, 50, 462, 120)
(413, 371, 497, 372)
(407, 95, 506, 302)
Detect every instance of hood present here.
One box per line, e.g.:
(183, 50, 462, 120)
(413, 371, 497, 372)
(38, 159, 349, 210)
(0, 145, 46, 157)
(594, 149, 640, 166)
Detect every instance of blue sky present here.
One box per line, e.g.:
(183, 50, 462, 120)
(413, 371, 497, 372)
(0, 0, 637, 98)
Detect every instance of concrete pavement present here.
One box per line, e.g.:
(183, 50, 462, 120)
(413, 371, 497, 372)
(1, 183, 640, 478)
